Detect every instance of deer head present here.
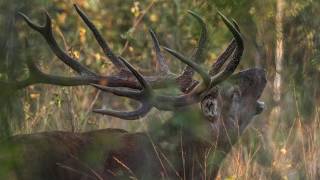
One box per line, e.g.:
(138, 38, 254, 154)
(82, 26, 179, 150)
(0, 4, 266, 179)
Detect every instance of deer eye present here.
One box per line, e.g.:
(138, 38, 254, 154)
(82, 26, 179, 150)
(201, 96, 220, 122)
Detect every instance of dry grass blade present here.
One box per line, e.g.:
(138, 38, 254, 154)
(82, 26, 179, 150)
(112, 156, 139, 180)
(56, 163, 101, 180)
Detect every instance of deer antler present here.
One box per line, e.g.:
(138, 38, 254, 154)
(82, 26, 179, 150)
(74, 5, 216, 92)
(177, 12, 242, 91)
(92, 12, 243, 119)
(11, 5, 212, 93)
(5, 5, 243, 120)
(209, 18, 241, 76)
(175, 10, 208, 92)
(13, 10, 136, 89)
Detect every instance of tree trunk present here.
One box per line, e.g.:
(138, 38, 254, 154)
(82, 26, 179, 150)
(272, 0, 285, 120)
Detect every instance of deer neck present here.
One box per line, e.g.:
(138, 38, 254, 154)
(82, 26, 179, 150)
(149, 108, 237, 178)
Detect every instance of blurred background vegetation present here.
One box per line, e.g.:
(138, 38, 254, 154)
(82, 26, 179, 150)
(0, 0, 319, 179)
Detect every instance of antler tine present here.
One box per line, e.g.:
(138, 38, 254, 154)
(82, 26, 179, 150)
(187, 10, 208, 64)
(74, 4, 127, 71)
(18, 12, 96, 77)
(93, 104, 152, 120)
(163, 47, 211, 87)
(149, 29, 170, 74)
(92, 56, 153, 97)
(210, 12, 243, 86)
(92, 56, 153, 119)
(118, 56, 152, 94)
(217, 12, 242, 51)
(231, 19, 241, 31)
(209, 19, 241, 76)
(90, 83, 141, 100)
(177, 10, 208, 90)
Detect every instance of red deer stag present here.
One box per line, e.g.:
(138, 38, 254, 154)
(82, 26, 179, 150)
(0, 4, 266, 180)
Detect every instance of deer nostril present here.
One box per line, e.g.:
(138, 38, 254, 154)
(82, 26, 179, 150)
(255, 101, 265, 114)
